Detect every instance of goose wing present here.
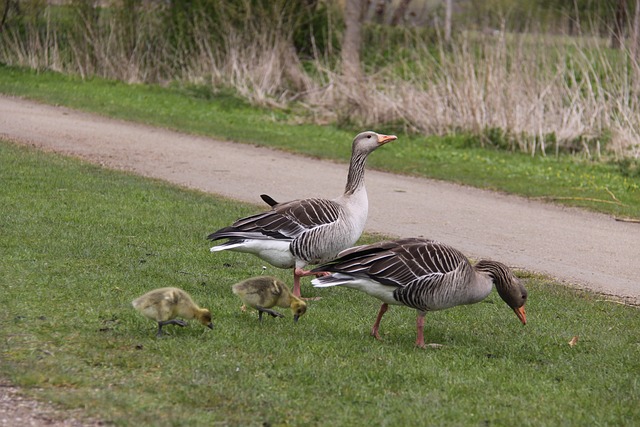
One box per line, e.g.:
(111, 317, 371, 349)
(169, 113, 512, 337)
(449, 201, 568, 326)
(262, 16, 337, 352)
(311, 238, 469, 288)
(208, 197, 343, 243)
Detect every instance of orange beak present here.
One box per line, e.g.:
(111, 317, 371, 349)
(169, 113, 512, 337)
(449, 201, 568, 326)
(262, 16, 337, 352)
(377, 134, 397, 145)
(513, 306, 527, 325)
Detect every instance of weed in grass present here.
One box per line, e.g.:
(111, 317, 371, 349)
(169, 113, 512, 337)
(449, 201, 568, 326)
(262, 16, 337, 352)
(1, 141, 639, 426)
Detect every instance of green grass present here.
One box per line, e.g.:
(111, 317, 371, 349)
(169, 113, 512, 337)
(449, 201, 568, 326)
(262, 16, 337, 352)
(1, 140, 639, 426)
(0, 64, 638, 220)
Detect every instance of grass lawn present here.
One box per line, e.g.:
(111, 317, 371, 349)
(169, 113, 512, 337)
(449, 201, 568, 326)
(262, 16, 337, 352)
(1, 140, 639, 426)
(0, 64, 638, 220)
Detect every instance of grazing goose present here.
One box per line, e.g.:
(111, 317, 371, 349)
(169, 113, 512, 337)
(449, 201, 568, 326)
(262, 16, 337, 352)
(311, 238, 527, 348)
(208, 131, 398, 297)
(132, 287, 214, 337)
(232, 276, 307, 322)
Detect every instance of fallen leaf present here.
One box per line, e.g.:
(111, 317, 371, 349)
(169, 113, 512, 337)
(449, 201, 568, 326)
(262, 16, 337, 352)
(568, 336, 579, 347)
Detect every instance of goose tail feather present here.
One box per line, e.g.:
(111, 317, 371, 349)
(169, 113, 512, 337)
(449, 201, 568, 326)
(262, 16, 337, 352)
(311, 273, 355, 288)
(210, 241, 245, 252)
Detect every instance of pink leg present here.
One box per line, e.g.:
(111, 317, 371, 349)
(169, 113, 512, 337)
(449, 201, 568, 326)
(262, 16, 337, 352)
(415, 312, 426, 348)
(292, 269, 303, 297)
(293, 268, 328, 299)
(295, 267, 329, 278)
(371, 303, 389, 340)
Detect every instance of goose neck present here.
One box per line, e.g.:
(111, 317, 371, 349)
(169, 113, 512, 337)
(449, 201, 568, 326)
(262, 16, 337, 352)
(474, 260, 514, 292)
(344, 151, 368, 195)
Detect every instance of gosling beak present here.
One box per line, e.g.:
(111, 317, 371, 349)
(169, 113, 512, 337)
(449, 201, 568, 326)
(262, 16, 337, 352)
(207, 322, 214, 330)
(293, 314, 300, 323)
(513, 306, 527, 325)
(377, 134, 397, 145)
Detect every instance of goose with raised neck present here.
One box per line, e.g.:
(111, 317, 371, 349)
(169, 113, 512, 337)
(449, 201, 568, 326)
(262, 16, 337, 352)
(208, 131, 397, 297)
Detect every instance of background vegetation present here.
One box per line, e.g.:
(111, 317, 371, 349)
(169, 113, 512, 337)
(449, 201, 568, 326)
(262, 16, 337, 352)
(1, 141, 639, 426)
(1, 0, 640, 160)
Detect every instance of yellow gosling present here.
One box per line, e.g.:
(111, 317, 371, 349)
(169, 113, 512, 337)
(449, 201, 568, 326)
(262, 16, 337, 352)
(132, 287, 213, 337)
(232, 276, 307, 322)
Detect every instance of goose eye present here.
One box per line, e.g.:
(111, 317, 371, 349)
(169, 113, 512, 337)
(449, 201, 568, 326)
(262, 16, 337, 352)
(367, 135, 371, 138)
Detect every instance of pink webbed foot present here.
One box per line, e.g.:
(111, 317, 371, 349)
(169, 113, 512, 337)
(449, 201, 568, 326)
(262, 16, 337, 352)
(371, 328, 383, 341)
(415, 312, 443, 349)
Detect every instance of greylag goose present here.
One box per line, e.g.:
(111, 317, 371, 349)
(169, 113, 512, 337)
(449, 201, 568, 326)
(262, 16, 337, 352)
(232, 276, 307, 322)
(208, 131, 398, 297)
(310, 238, 527, 348)
(132, 287, 213, 337)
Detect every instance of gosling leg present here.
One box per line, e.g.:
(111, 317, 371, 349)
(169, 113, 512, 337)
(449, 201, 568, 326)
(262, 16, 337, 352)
(256, 306, 284, 321)
(156, 319, 188, 337)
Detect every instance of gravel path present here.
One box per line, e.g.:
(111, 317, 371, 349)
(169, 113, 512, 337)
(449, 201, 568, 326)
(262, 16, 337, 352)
(0, 94, 638, 425)
(0, 380, 102, 426)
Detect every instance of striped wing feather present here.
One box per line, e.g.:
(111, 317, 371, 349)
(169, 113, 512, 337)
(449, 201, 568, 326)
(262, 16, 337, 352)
(313, 238, 477, 311)
(313, 238, 470, 288)
(208, 198, 342, 242)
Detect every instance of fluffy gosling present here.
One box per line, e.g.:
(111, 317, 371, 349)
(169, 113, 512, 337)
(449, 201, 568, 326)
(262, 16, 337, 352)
(232, 276, 307, 322)
(132, 287, 213, 337)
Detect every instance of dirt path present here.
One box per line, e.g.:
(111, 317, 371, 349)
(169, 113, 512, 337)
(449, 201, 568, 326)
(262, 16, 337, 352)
(0, 380, 102, 427)
(1, 95, 638, 304)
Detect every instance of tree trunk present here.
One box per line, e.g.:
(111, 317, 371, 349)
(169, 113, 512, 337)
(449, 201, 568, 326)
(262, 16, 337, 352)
(571, 0, 581, 36)
(0, 0, 13, 33)
(341, 0, 366, 82)
(632, 0, 640, 61)
(365, 0, 386, 24)
(444, 0, 452, 44)
(391, 0, 412, 26)
(611, 0, 627, 50)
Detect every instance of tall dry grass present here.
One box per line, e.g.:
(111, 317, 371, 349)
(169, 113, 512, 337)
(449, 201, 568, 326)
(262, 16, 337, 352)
(349, 31, 640, 159)
(289, 29, 640, 159)
(1, 1, 639, 159)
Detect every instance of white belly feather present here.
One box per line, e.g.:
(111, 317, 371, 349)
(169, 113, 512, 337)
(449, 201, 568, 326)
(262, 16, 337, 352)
(313, 274, 400, 306)
(210, 239, 295, 269)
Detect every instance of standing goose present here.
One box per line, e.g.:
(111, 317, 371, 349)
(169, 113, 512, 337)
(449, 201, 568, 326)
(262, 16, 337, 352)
(310, 238, 527, 348)
(208, 131, 398, 297)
